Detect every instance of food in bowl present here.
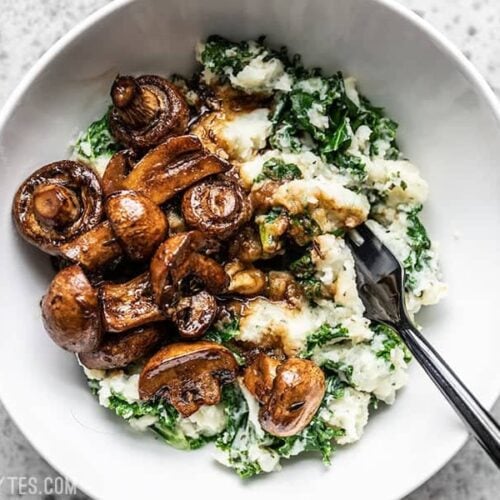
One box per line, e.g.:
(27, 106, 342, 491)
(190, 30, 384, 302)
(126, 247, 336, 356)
(11, 36, 446, 477)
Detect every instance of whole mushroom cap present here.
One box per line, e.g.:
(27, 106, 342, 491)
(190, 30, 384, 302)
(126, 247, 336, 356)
(182, 178, 253, 239)
(106, 190, 168, 261)
(41, 265, 102, 353)
(259, 358, 326, 437)
(109, 75, 190, 150)
(12, 161, 103, 254)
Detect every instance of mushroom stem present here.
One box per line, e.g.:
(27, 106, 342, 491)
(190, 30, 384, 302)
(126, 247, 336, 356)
(100, 272, 165, 332)
(111, 76, 160, 129)
(59, 221, 123, 271)
(33, 184, 81, 228)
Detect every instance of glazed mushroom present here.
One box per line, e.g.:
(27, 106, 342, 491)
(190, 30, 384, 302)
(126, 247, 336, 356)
(41, 265, 102, 352)
(182, 178, 252, 239)
(58, 221, 123, 271)
(78, 324, 162, 370)
(12, 161, 103, 254)
(170, 291, 218, 339)
(150, 231, 229, 308)
(105, 190, 168, 261)
(101, 149, 136, 196)
(122, 135, 231, 205)
(243, 353, 280, 404)
(100, 273, 165, 332)
(259, 358, 326, 437)
(109, 75, 190, 149)
(139, 341, 238, 416)
(59, 190, 168, 270)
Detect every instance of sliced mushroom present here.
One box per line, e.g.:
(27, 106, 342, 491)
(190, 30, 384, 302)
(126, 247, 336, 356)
(12, 161, 103, 254)
(225, 261, 267, 296)
(122, 135, 231, 205)
(139, 341, 238, 416)
(78, 324, 162, 370)
(109, 75, 189, 149)
(170, 291, 218, 339)
(259, 358, 326, 437)
(102, 149, 136, 196)
(41, 265, 102, 352)
(150, 231, 228, 308)
(106, 190, 168, 261)
(243, 353, 280, 404)
(100, 272, 165, 332)
(182, 178, 252, 239)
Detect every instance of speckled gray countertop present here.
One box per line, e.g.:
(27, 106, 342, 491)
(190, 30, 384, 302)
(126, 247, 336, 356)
(0, 1, 499, 499)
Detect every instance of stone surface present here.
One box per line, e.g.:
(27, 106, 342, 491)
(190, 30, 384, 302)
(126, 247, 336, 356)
(0, 1, 499, 499)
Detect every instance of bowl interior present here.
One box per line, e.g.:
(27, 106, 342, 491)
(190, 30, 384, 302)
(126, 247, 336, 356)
(1, 0, 499, 499)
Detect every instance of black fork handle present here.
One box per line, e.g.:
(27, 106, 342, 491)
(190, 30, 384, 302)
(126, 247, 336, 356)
(396, 321, 500, 467)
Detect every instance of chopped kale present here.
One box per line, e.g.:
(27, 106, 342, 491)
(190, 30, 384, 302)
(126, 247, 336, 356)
(288, 213, 320, 246)
(255, 158, 303, 182)
(204, 317, 240, 344)
(371, 323, 411, 368)
(403, 206, 432, 290)
(289, 251, 315, 279)
(289, 249, 323, 301)
(321, 360, 354, 384)
(73, 109, 119, 165)
(105, 393, 210, 450)
(199, 35, 256, 76)
(302, 323, 349, 358)
(257, 208, 287, 253)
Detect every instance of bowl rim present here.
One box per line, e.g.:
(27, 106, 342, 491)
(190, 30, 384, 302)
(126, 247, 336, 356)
(0, 0, 499, 498)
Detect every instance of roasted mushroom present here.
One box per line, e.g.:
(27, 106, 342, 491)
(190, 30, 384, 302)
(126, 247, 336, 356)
(122, 135, 231, 205)
(105, 190, 168, 261)
(259, 358, 326, 437)
(149, 231, 229, 308)
(139, 341, 238, 416)
(182, 178, 252, 239)
(59, 190, 168, 270)
(243, 353, 280, 404)
(170, 291, 218, 339)
(109, 75, 190, 149)
(78, 324, 162, 370)
(41, 265, 102, 352)
(12, 161, 103, 254)
(101, 149, 136, 196)
(100, 273, 165, 332)
(59, 221, 123, 271)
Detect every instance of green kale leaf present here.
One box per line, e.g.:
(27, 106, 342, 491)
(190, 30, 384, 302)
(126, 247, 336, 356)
(302, 323, 349, 358)
(73, 109, 119, 166)
(255, 158, 303, 182)
(403, 206, 432, 291)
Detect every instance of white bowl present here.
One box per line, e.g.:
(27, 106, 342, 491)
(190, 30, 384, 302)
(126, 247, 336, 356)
(1, 0, 499, 498)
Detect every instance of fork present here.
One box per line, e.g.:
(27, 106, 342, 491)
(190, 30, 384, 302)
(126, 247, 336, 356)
(345, 223, 500, 467)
